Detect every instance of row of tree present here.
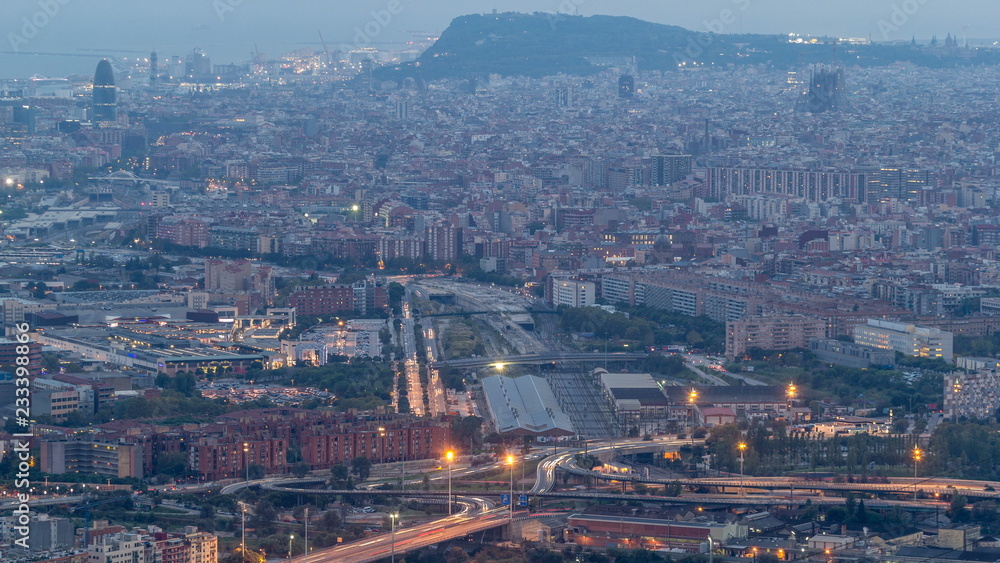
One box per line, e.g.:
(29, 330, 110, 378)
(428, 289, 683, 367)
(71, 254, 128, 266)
(559, 306, 726, 353)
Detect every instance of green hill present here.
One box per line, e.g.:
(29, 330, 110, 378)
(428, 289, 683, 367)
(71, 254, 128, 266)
(376, 12, 1000, 81)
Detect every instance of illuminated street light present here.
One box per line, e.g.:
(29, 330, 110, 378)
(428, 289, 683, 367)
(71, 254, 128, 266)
(506, 454, 515, 522)
(688, 389, 698, 445)
(445, 450, 455, 515)
(378, 427, 386, 481)
(738, 442, 747, 496)
(389, 512, 400, 563)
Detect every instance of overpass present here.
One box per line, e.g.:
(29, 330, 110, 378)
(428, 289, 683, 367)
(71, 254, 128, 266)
(431, 351, 647, 369)
(419, 309, 560, 318)
(205, 438, 997, 562)
(555, 449, 1000, 500)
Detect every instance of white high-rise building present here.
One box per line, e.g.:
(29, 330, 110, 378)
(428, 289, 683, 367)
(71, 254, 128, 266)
(552, 279, 595, 308)
(853, 319, 953, 362)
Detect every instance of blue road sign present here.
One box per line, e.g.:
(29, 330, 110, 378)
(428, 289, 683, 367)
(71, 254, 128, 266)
(501, 493, 511, 506)
(518, 494, 528, 507)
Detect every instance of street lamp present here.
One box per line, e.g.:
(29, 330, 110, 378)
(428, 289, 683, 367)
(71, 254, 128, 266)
(445, 450, 455, 515)
(288, 534, 294, 562)
(913, 446, 923, 499)
(738, 442, 747, 496)
(243, 442, 249, 483)
(506, 454, 515, 522)
(688, 389, 698, 445)
(787, 382, 797, 412)
(389, 512, 400, 563)
(378, 427, 386, 481)
(239, 501, 247, 562)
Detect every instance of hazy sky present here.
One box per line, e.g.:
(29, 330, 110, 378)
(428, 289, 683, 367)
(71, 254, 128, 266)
(0, 0, 994, 78)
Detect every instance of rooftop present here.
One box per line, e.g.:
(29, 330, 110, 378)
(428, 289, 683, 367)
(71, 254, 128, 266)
(481, 374, 574, 436)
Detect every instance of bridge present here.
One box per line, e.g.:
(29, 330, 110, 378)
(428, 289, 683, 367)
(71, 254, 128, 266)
(418, 309, 560, 318)
(88, 171, 176, 185)
(556, 450, 1000, 500)
(430, 351, 647, 369)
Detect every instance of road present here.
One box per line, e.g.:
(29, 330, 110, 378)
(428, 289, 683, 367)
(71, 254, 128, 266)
(685, 354, 768, 386)
(290, 500, 509, 563)
(400, 297, 426, 416)
(550, 444, 1000, 501)
(684, 362, 729, 386)
(0, 494, 86, 511)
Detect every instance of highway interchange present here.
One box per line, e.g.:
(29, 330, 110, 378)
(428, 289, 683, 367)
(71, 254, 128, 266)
(8, 437, 1000, 562)
(217, 438, 1000, 562)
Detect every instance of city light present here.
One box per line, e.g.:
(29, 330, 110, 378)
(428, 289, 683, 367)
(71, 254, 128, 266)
(738, 442, 747, 496)
(445, 450, 455, 515)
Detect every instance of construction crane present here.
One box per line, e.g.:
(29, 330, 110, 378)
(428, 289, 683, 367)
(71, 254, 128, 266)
(317, 30, 330, 66)
(69, 494, 132, 546)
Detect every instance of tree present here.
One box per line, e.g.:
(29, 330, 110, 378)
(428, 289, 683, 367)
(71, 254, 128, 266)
(292, 462, 310, 478)
(445, 546, 471, 563)
(250, 500, 277, 534)
(351, 456, 372, 481)
(155, 452, 189, 478)
(42, 354, 60, 373)
(664, 481, 683, 497)
(387, 282, 406, 314)
(452, 416, 483, 450)
(378, 326, 392, 349)
(329, 464, 351, 488)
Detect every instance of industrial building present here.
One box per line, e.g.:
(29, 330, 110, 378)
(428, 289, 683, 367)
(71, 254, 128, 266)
(481, 375, 574, 437)
(568, 512, 747, 553)
(593, 369, 670, 431)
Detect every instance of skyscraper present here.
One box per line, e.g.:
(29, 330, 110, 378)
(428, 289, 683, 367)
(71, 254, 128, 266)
(618, 74, 635, 98)
(865, 168, 932, 204)
(394, 98, 411, 120)
(92, 59, 117, 124)
(555, 86, 571, 108)
(149, 51, 158, 86)
(652, 154, 693, 186)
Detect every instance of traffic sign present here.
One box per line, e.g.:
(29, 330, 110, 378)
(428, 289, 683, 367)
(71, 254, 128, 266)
(500, 493, 511, 506)
(518, 494, 528, 507)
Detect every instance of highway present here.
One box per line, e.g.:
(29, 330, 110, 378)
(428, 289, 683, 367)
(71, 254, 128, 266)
(550, 441, 1000, 500)
(0, 494, 86, 511)
(684, 353, 768, 386)
(289, 500, 510, 563)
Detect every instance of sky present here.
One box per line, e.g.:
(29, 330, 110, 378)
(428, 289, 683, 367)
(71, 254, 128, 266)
(0, 0, 994, 78)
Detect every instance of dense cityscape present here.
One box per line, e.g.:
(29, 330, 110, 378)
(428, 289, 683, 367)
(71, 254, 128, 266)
(2, 4, 1000, 563)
